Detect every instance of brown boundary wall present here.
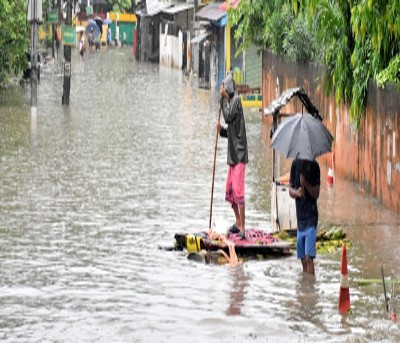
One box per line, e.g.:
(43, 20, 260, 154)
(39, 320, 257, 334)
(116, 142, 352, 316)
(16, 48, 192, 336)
(262, 50, 400, 213)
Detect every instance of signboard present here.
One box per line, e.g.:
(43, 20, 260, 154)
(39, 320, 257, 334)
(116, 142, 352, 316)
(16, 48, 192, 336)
(48, 9, 58, 23)
(62, 25, 76, 45)
(86, 5, 93, 16)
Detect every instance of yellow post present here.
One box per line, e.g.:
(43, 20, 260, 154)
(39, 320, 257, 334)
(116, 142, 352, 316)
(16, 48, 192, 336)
(226, 22, 231, 76)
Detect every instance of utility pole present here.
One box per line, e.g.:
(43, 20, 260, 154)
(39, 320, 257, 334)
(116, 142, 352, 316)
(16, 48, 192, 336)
(51, 0, 55, 60)
(29, 0, 39, 116)
(193, 0, 197, 36)
(52, 23, 55, 59)
(62, 0, 72, 105)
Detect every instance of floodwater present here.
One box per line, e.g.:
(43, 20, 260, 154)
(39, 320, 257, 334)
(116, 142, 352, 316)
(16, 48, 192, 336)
(0, 48, 399, 342)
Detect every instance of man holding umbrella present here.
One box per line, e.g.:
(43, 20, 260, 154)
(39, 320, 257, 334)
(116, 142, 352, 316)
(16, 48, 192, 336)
(86, 19, 100, 54)
(271, 110, 333, 275)
(289, 158, 320, 275)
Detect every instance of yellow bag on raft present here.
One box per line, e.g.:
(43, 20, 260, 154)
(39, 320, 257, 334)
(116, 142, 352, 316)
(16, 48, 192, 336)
(186, 235, 202, 253)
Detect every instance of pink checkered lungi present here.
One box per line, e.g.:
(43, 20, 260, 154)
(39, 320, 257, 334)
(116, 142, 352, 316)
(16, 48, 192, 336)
(225, 163, 246, 206)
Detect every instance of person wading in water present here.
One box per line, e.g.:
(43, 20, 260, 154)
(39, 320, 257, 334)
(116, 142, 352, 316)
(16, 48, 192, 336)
(218, 74, 248, 240)
(289, 158, 320, 275)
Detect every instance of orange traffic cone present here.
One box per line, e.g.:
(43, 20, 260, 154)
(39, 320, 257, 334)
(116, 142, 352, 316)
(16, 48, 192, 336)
(338, 243, 350, 314)
(327, 153, 334, 186)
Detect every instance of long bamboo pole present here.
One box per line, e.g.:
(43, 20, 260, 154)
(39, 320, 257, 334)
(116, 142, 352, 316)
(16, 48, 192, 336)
(209, 107, 222, 230)
(381, 264, 389, 312)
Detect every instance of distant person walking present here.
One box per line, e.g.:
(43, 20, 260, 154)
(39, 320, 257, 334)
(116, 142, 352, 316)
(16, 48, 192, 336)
(79, 33, 86, 59)
(89, 28, 95, 54)
(218, 74, 248, 239)
(54, 28, 60, 59)
(95, 36, 101, 52)
(107, 27, 111, 46)
(289, 158, 320, 275)
(122, 31, 126, 47)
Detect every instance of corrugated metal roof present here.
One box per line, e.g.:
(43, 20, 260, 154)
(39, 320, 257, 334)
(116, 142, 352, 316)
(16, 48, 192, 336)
(196, 3, 227, 22)
(137, 0, 172, 17)
(162, 3, 194, 14)
(191, 31, 210, 44)
(264, 87, 322, 120)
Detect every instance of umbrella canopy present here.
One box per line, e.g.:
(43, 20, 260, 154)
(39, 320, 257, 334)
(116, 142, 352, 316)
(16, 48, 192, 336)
(94, 17, 104, 36)
(87, 18, 97, 26)
(271, 113, 334, 160)
(86, 19, 101, 39)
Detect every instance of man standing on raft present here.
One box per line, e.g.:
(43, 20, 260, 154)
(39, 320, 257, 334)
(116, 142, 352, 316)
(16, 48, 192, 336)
(218, 74, 248, 239)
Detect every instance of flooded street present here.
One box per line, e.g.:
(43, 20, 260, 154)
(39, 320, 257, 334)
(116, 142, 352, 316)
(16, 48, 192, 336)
(0, 48, 399, 342)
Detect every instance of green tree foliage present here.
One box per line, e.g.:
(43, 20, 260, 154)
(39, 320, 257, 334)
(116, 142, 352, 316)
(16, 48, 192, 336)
(312, 0, 353, 105)
(229, 0, 268, 54)
(108, 0, 133, 13)
(350, 0, 400, 126)
(266, 3, 292, 55)
(229, 0, 400, 129)
(0, 0, 29, 87)
(376, 55, 400, 89)
(283, 10, 314, 62)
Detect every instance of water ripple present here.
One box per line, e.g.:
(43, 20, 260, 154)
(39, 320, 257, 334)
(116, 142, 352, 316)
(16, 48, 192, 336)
(0, 49, 399, 342)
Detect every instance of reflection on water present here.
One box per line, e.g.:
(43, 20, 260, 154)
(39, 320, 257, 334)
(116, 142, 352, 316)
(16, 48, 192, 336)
(286, 273, 321, 339)
(0, 48, 399, 342)
(296, 274, 319, 321)
(226, 266, 249, 316)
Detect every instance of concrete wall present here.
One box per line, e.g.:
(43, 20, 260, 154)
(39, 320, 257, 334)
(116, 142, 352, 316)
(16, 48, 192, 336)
(262, 50, 400, 213)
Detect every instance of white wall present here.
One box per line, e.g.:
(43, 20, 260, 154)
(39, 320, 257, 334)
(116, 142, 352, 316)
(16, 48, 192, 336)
(159, 23, 183, 69)
(210, 45, 217, 89)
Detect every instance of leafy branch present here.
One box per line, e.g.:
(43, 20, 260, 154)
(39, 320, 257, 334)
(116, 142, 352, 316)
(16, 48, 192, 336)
(229, 0, 400, 129)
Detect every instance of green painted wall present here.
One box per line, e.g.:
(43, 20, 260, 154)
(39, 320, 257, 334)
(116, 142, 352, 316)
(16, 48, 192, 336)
(110, 22, 136, 44)
(245, 45, 262, 88)
(119, 22, 135, 44)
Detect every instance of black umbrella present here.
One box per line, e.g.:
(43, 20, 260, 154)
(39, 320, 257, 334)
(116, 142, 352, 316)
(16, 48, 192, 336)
(271, 113, 334, 160)
(94, 16, 103, 37)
